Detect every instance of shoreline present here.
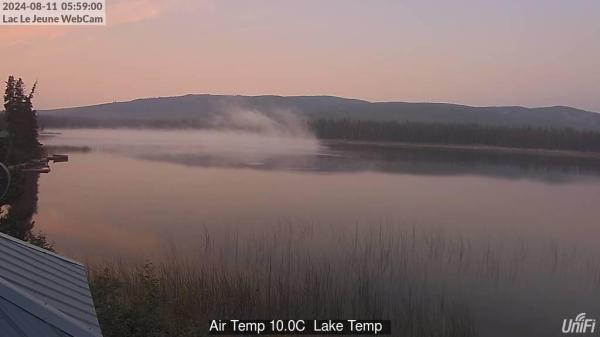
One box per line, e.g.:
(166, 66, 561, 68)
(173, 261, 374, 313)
(323, 139, 600, 160)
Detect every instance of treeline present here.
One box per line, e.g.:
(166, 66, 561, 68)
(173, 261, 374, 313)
(311, 119, 600, 153)
(39, 116, 213, 129)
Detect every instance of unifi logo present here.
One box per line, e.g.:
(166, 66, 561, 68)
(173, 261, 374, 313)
(562, 313, 596, 334)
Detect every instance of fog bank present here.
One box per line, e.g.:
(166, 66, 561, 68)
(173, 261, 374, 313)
(43, 109, 322, 165)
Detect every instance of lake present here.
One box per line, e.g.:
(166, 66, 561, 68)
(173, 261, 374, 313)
(34, 128, 600, 337)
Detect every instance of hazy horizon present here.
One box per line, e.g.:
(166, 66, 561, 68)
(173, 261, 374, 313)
(2, 0, 599, 112)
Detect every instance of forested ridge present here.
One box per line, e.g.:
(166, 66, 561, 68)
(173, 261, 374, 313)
(39, 95, 600, 131)
(311, 119, 600, 153)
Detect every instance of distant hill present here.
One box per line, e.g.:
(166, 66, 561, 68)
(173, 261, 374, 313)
(38, 94, 600, 131)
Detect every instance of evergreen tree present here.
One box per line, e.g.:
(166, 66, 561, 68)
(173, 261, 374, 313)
(4, 76, 17, 139)
(1, 76, 16, 161)
(1, 77, 51, 250)
(3, 76, 42, 163)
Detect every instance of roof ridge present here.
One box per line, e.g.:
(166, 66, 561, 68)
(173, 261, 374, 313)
(0, 232, 84, 267)
(0, 276, 101, 337)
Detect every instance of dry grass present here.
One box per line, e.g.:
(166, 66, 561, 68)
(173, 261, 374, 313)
(88, 223, 600, 337)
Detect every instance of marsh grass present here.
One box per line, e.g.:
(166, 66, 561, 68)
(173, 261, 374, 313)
(89, 224, 600, 337)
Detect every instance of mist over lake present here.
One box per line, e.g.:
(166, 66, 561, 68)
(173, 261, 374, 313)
(36, 128, 600, 261)
(31, 128, 600, 336)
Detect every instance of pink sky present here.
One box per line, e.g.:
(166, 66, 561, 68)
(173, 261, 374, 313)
(1, 0, 599, 111)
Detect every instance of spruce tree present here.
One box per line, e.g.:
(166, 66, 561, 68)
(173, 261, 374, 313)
(4, 76, 16, 139)
(3, 76, 42, 163)
(3, 76, 17, 162)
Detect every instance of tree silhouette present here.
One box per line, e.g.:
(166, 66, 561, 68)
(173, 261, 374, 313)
(311, 119, 600, 153)
(4, 76, 42, 163)
(0, 76, 52, 250)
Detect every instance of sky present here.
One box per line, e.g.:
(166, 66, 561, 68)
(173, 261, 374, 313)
(1, 0, 599, 111)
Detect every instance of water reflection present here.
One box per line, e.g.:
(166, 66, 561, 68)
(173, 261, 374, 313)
(33, 129, 600, 337)
(45, 132, 600, 184)
(38, 129, 600, 256)
(325, 142, 600, 183)
(0, 171, 53, 250)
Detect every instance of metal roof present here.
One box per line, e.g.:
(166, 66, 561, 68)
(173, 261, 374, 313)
(0, 232, 103, 337)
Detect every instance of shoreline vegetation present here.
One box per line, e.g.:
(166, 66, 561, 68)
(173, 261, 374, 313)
(87, 224, 600, 337)
(88, 226, 479, 337)
(325, 139, 600, 159)
(311, 120, 600, 154)
(88, 225, 479, 337)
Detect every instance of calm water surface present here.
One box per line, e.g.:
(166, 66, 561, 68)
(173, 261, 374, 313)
(36, 129, 600, 257)
(34, 129, 600, 337)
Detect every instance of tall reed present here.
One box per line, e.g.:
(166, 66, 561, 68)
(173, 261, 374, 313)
(89, 223, 600, 337)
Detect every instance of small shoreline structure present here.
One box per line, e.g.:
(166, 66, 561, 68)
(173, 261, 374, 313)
(13, 153, 69, 174)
